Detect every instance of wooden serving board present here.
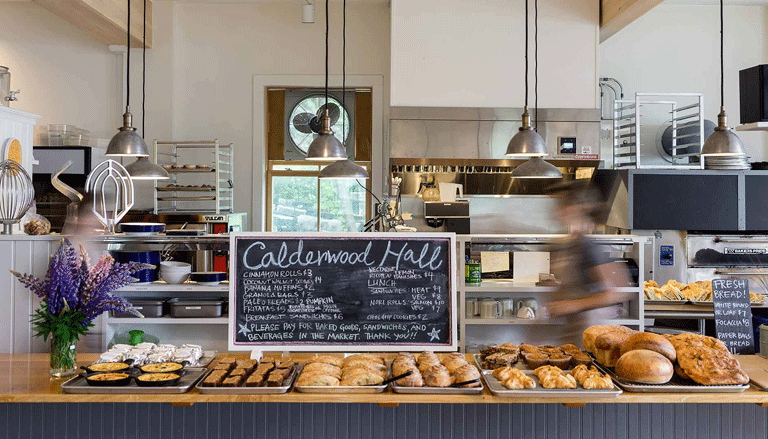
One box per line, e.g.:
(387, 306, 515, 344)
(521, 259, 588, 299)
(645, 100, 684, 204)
(735, 355, 768, 390)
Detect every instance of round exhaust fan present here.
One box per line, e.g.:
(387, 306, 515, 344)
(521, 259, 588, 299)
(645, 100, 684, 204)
(288, 94, 350, 155)
(655, 119, 716, 163)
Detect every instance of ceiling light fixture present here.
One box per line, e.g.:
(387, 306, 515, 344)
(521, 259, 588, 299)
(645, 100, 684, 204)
(318, 0, 369, 179)
(306, 0, 347, 161)
(125, 0, 169, 180)
(302, 1, 315, 23)
(505, 0, 547, 158)
(511, 0, 561, 179)
(106, 0, 150, 157)
(701, 0, 746, 157)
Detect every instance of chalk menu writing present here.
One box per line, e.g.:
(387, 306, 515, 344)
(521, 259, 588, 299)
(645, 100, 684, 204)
(231, 234, 454, 348)
(712, 278, 755, 355)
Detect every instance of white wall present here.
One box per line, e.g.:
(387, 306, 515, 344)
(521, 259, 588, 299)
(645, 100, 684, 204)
(147, 1, 391, 221)
(0, 2, 121, 141)
(600, 4, 768, 161)
(390, 0, 599, 109)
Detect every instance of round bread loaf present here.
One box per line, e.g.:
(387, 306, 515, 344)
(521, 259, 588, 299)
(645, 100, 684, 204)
(615, 349, 674, 384)
(583, 325, 634, 354)
(619, 332, 677, 362)
(594, 330, 635, 368)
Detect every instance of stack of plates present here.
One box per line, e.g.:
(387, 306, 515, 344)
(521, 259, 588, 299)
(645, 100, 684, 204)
(704, 156, 751, 170)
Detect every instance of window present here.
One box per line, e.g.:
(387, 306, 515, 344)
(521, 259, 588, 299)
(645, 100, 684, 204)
(267, 162, 371, 232)
(265, 87, 374, 232)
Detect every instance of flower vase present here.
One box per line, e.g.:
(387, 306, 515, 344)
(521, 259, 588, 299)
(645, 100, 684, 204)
(49, 335, 77, 377)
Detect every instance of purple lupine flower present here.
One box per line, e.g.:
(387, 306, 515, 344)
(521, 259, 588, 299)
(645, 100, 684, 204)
(11, 238, 152, 325)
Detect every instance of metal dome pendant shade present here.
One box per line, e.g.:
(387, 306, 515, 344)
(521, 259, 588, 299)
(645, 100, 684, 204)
(107, 113, 150, 157)
(306, 109, 347, 161)
(511, 156, 562, 179)
(506, 107, 548, 157)
(319, 159, 369, 179)
(701, 0, 746, 158)
(701, 109, 746, 157)
(125, 157, 170, 180)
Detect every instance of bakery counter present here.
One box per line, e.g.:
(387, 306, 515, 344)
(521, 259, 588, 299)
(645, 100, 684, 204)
(3, 354, 768, 405)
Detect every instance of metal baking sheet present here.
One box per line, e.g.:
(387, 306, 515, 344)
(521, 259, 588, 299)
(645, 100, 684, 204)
(389, 363, 484, 394)
(472, 354, 573, 373)
(390, 382, 483, 394)
(293, 364, 387, 394)
(196, 366, 297, 394)
(482, 371, 622, 398)
(645, 299, 688, 305)
(61, 368, 207, 394)
(593, 362, 750, 393)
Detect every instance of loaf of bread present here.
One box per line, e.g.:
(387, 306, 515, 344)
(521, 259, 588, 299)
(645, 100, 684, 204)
(583, 325, 635, 354)
(615, 349, 674, 384)
(594, 330, 634, 368)
(619, 332, 676, 362)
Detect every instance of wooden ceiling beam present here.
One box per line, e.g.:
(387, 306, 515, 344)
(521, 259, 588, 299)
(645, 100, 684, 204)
(31, 0, 152, 48)
(600, 0, 663, 43)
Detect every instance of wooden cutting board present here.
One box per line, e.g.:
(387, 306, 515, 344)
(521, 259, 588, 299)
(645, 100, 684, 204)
(735, 355, 768, 390)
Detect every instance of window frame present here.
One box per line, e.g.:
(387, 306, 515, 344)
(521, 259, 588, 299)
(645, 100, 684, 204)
(265, 160, 372, 232)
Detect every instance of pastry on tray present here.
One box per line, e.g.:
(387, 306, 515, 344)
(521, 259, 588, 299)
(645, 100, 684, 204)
(296, 373, 340, 387)
(423, 364, 452, 387)
(453, 364, 481, 388)
(534, 365, 577, 389)
(493, 367, 536, 390)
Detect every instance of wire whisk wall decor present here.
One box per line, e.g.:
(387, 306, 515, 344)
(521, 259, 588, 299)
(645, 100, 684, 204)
(85, 159, 134, 234)
(0, 160, 34, 234)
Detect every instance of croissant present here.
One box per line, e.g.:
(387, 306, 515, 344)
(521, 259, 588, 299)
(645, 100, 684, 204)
(503, 374, 537, 390)
(539, 372, 577, 389)
(581, 374, 613, 390)
(493, 366, 519, 382)
(571, 364, 601, 382)
(533, 365, 562, 380)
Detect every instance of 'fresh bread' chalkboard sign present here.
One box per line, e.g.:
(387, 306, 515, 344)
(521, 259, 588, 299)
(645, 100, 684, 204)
(228, 233, 457, 352)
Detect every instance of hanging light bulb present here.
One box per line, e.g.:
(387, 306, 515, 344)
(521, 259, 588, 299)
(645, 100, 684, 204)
(701, 0, 746, 157)
(510, 0, 561, 179)
(124, 0, 169, 180)
(106, 0, 149, 158)
(306, 0, 347, 161)
(505, 0, 547, 158)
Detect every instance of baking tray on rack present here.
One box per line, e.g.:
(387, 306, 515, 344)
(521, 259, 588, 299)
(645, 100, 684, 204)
(481, 370, 622, 398)
(196, 366, 298, 394)
(157, 196, 217, 202)
(293, 364, 388, 394)
(156, 187, 215, 192)
(61, 368, 207, 394)
(593, 362, 750, 393)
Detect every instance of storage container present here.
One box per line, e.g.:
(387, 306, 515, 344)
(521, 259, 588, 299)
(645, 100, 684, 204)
(168, 298, 224, 318)
(110, 299, 165, 318)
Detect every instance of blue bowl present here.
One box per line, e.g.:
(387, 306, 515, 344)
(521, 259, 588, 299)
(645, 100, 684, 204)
(190, 271, 226, 286)
(112, 251, 160, 284)
(120, 222, 166, 235)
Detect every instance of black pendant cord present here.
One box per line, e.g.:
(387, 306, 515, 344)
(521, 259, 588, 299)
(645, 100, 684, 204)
(325, 0, 329, 110)
(534, 0, 538, 131)
(720, 0, 724, 109)
(126, 0, 131, 112)
(342, 0, 346, 145)
(142, 0, 146, 137)
(524, 0, 528, 109)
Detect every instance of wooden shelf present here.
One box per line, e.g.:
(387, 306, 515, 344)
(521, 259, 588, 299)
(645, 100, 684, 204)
(463, 281, 558, 293)
(105, 317, 228, 325)
(736, 122, 768, 132)
(3, 353, 768, 404)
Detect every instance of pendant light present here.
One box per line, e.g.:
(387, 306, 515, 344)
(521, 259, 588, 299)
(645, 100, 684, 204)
(306, 0, 347, 161)
(701, 0, 746, 157)
(511, 0, 561, 179)
(106, 0, 150, 157)
(319, 0, 369, 179)
(126, 0, 169, 180)
(505, 0, 546, 158)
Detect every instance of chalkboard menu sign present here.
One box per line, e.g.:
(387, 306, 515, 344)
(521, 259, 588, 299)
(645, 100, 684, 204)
(712, 278, 755, 354)
(228, 233, 456, 352)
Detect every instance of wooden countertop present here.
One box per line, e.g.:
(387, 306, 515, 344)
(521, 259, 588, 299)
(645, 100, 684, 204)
(3, 353, 768, 405)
